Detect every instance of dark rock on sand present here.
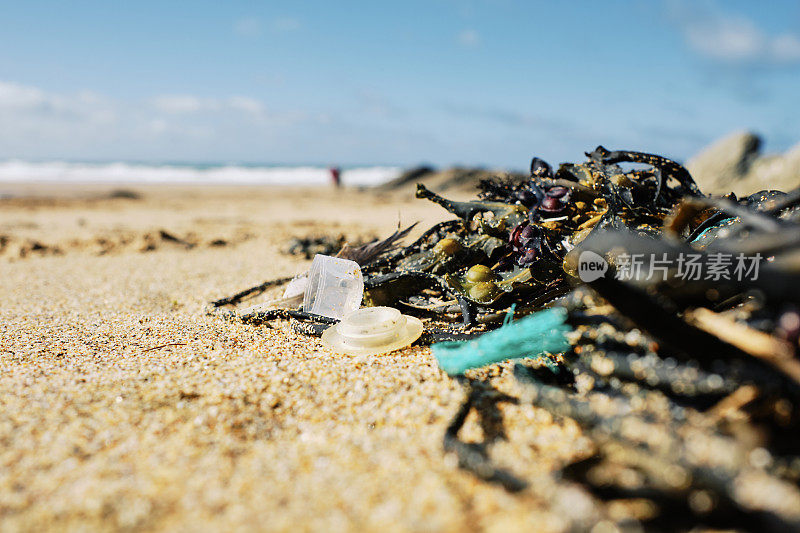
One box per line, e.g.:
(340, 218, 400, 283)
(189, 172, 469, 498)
(381, 166, 526, 195)
(379, 165, 436, 189)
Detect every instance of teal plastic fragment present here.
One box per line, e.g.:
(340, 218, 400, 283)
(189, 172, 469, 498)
(432, 307, 571, 376)
(690, 216, 738, 244)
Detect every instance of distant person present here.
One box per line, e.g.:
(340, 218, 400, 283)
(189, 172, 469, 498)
(330, 166, 341, 188)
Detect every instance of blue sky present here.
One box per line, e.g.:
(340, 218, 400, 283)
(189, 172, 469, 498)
(0, 0, 798, 168)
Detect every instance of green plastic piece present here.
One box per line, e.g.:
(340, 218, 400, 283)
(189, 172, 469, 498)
(432, 307, 571, 376)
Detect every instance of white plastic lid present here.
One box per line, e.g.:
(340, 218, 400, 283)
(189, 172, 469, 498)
(303, 254, 364, 320)
(322, 306, 423, 356)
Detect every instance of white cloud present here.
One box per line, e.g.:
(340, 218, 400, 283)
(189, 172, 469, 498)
(771, 34, 800, 63)
(234, 16, 301, 37)
(671, 1, 800, 66)
(683, 15, 761, 62)
(271, 17, 301, 32)
(151, 95, 209, 114)
(457, 29, 480, 48)
(227, 96, 265, 114)
(0, 81, 48, 109)
(233, 17, 261, 38)
(0, 81, 290, 160)
(0, 81, 116, 124)
(148, 118, 168, 134)
(150, 94, 265, 115)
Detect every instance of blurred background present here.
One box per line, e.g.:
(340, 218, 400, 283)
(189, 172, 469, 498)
(0, 0, 798, 186)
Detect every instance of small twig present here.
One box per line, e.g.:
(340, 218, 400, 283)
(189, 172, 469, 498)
(139, 342, 187, 353)
(212, 276, 293, 307)
(706, 385, 760, 423)
(686, 308, 800, 384)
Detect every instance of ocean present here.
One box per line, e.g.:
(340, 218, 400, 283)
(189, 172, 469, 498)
(0, 160, 403, 187)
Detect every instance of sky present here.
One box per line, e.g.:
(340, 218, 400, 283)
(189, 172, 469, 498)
(0, 0, 799, 168)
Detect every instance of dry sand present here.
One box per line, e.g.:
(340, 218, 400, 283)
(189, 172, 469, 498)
(0, 184, 594, 532)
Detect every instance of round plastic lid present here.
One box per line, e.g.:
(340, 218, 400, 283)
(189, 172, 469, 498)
(321, 306, 423, 356)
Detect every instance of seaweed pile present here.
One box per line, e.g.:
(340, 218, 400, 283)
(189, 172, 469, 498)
(211, 147, 800, 530)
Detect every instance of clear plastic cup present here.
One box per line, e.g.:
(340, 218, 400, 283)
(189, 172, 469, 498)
(302, 254, 364, 319)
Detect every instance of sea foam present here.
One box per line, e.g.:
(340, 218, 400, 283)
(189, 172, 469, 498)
(0, 160, 402, 186)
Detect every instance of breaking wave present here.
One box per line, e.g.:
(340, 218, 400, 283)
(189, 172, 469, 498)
(0, 160, 403, 187)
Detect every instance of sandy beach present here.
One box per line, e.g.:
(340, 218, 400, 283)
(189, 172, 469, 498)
(0, 184, 595, 532)
(4, 0, 800, 529)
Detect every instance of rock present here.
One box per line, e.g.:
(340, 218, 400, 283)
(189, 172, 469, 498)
(744, 142, 800, 193)
(381, 166, 527, 198)
(378, 165, 436, 190)
(422, 167, 489, 191)
(688, 131, 800, 196)
(107, 189, 142, 200)
(686, 131, 761, 192)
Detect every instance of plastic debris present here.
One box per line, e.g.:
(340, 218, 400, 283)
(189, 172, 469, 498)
(432, 307, 570, 375)
(303, 254, 364, 320)
(282, 274, 308, 299)
(208, 147, 800, 528)
(321, 306, 423, 356)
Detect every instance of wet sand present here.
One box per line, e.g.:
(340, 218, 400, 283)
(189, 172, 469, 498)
(0, 183, 593, 532)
